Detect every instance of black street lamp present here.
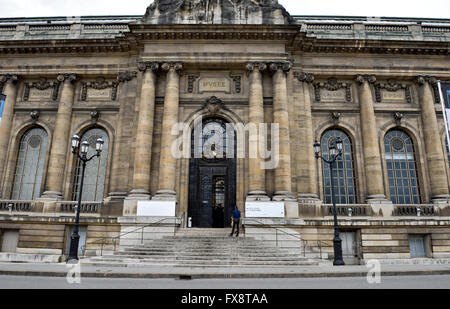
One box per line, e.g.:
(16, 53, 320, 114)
(67, 134, 104, 263)
(314, 137, 345, 266)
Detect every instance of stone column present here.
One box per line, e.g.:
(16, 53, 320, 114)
(295, 72, 320, 202)
(107, 70, 138, 200)
(269, 62, 295, 201)
(356, 75, 388, 203)
(127, 62, 160, 200)
(41, 74, 77, 200)
(153, 62, 183, 201)
(416, 76, 450, 202)
(246, 62, 270, 201)
(0, 74, 19, 197)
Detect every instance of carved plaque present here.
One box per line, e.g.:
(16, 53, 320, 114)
(86, 88, 112, 100)
(381, 90, 406, 101)
(28, 88, 53, 100)
(320, 89, 347, 102)
(198, 77, 231, 94)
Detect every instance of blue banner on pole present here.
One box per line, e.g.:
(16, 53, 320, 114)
(0, 94, 6, 124)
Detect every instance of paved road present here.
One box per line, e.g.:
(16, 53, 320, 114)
(0, 274, 449, 289)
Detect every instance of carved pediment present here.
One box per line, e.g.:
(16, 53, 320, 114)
(142, 0, 293, 25)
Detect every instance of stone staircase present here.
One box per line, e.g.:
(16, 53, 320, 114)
(82, 228, 320, 267)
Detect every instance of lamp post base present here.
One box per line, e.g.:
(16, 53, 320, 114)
(66, 233, 80, 263)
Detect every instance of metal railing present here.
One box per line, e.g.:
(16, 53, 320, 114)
(243, 218, 332, 259)
(86, 217, 180, 256)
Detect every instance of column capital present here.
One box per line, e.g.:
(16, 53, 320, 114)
(245, 62, 267, 74)
(355, 74, 376, 84)
(117, 70, 138, 83)
(137, 61, 159, 73)
(294, 72, 315, 83)
(268, 62, 292, 74)
(161, 62, 183, 72)
(415, 75, 437, 86)
(57, 73, 78, 84)
(0, 74, 19, 85)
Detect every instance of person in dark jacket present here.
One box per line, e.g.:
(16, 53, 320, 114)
(229, 206, 241, 237)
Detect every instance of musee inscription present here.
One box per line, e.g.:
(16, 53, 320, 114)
(198, 77, 231, 93)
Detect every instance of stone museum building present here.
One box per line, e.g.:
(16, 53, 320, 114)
(0, 0, 449, 265)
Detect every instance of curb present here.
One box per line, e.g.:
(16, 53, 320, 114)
(1, 269, 450, 279)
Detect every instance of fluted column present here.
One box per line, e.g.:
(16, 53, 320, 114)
(153, 62, 183, 200)
(108, 70, 138, 200)
(295, 72, 320, 201)
(246, 62, 270, 201)
(0, 74, 19, 197)
(416, 76, 450, 201)
(269, 62, 295, 201)
(127, 63, 159, 200)
(41, 74, 77, 200)
(356, 75, 388, 202)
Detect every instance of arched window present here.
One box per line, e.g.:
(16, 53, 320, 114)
(321, 129, 357, 204)
(384, 130, 420, 204)
(72, 128, 109, 202)
(12, 127, 48, 200)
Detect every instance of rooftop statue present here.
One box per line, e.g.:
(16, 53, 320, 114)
(141, 0, 294, 25)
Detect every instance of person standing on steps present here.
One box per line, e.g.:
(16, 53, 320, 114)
(229, 206, 241, 237)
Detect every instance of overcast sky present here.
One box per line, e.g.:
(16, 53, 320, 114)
(0, 0, 449, 19)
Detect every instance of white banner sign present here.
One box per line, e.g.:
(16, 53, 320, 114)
(245, 201, 285, 218)
(137, 201, 176, 217)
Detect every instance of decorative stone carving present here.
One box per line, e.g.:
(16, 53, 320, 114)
(356, 74, 376, 84)
(142, 0, 293, 25)
(91, 110, 100, 123)
(374, 79, 412, 103)
(230, 75, 241, 93)
(294, 72, 314, 83)
(30, 110, 40, 123)
(161, 62, 183, 72)
(203, 96, 225, 114)
(415, 75, 440, 104)
(312, 78, 352, 102)
(117, 71, 138, 83)
(331, 112, 342, 125)
(23, 78, 60, 101)
(246, 62, 267, 73)
(393, 112, 404, 126)
(138, 61, 160, 72)
(57, 73, 78, 84)
(187, 75, 199, 93)
(0, 74, 19, 93)
(268, 62, 292, 73)
(81, 77, 118, 101)
(198, 76, 231, 93)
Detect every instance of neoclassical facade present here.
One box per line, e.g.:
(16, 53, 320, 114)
(0, 0, 450, 263)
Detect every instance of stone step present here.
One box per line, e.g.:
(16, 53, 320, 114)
(83, 258, 315, 266)
(112, 252, 304, 259)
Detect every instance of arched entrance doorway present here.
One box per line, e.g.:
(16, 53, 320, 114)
(188, 118, 236, 228)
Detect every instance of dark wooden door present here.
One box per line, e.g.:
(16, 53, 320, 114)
(188, 158, 236, 228)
